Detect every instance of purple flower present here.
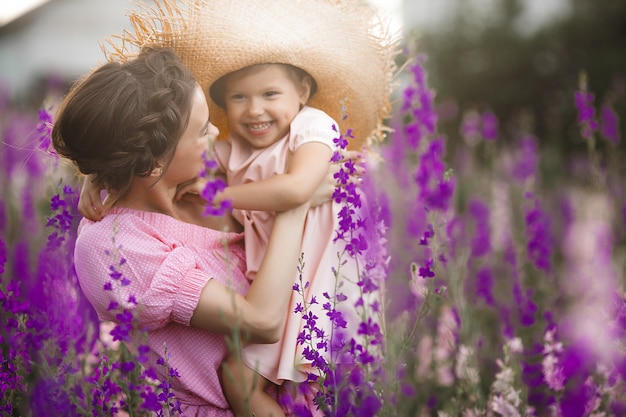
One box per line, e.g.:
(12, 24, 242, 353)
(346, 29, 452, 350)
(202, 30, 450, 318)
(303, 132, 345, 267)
(475, 267, 495, 306)
(524, 197, 553, 273)
(512, 282, 538, 327)
(468, 199, 491, 258)
(574, 90, 599, 140)
(402, 55, 438, 150)
(600, 103, 620, 144)
(0, 237, 6, 275)
(418, 258, 435, 278)
(333, 131, 349, 150)
(201, 176, 232, 217)
(415, 138, 455, 211)
(481, 111, 499, 141)
(460, 110, 481, 145)
(140, 388, 163, 412)
(200, 153, 232, 217)
(37, 108, 55, 156)
(511, 135, 538, 181)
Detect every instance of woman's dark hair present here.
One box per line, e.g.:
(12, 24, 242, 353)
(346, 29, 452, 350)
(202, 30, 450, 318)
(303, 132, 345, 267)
(209, 63, 317, 109)
(51, 47, 197, 198)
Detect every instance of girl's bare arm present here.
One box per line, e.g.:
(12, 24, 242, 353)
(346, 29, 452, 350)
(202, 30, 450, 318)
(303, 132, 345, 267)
(215, 141, 333, 212)
(189, 202, 309, 343)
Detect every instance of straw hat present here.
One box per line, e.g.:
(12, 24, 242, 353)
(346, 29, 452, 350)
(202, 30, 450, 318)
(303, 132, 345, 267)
(104, 0, 399, 149)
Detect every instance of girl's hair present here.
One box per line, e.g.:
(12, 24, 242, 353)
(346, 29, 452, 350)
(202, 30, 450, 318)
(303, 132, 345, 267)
(209, 63, 317, 109)
(51, 47, 197, 199)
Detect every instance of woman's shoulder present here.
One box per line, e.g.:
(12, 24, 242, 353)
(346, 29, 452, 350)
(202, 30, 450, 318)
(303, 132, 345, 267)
(77, 209, 160, 243)
(77, 208, 242, 251)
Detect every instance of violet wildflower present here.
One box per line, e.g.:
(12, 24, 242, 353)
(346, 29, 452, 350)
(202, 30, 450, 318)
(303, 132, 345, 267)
(574, 86, 599, 140)
(468, 198, 491, 258)
(415, 138, 455, 211)
(481, 111, 499, 141)
(37, 108, 56, 156)
(402, 55, 438, 150)
(419, 223, 434, 246)
(600, 103, 620, 144)
(200, 152, 232, 216)
(418, 258, 435, 278)
(523, 195, 552, 273)
(461, 110, 499, 145)
(304, 120, 388, 415)
(0, 201, 6, 235)
(474, 267, 495, 306)
(511, 135, 538, 182)
(558, 343, 593, 417)
(0, 237, 6, 275)
(460, 110, 482, 146)
(513, 283, 538, 327)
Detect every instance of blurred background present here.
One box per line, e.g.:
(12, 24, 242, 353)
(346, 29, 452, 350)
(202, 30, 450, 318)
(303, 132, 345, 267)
(1, 0, 625, 156)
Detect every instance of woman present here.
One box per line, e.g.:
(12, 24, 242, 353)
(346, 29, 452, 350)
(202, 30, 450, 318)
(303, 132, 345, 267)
(51, 47, 329, 416)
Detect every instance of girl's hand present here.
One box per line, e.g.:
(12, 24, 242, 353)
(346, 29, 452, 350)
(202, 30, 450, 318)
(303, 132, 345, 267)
(310, 150, 364, 208)
(78, 176, 109, 221)
(175, 177, 207, 205)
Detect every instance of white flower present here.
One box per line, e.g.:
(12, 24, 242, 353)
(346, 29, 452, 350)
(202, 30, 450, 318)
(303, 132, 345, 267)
(489, 395, 521, 417)
(456, 345, 480, 384)
(507, 337, 523, 354)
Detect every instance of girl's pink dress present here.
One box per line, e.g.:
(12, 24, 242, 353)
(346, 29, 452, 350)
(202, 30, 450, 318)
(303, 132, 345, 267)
(74, 208, 317, 416)
(214, 106, 359, 385)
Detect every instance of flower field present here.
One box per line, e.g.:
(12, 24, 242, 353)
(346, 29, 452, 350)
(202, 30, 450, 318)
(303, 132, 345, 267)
(1, 52, 625, 416)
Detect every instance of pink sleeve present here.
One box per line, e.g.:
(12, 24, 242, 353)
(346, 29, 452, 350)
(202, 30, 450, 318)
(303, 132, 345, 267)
(74, 216, 212, 332)
(138, 246, 210, 329)
(290, 107, 339, 152)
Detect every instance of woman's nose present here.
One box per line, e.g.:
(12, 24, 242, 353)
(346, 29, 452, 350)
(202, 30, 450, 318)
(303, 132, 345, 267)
(209, 122, 219, 137)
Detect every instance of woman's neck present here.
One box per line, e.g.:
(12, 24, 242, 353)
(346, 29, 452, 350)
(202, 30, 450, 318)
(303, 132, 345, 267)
(111, 179, 240, 232)
(114, 178, 178, 218)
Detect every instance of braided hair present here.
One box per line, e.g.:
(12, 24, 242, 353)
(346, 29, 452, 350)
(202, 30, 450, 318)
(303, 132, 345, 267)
(52, 47, 197, 199)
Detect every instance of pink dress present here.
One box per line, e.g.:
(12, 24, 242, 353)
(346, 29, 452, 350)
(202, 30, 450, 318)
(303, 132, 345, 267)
(214, 106, 358, 384)
(74, 208, 316, 416)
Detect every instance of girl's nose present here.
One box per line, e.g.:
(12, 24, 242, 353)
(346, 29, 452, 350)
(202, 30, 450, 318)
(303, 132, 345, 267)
(246, 98, 264, 117)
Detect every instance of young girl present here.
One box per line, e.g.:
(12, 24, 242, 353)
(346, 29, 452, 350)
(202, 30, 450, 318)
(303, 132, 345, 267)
(83, 0, 398, 415)
(208, 62, 349, 417)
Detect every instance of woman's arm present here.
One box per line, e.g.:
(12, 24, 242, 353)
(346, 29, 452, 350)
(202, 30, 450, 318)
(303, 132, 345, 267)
(215, 141, 333, 212)
(189, 203, 309, 343)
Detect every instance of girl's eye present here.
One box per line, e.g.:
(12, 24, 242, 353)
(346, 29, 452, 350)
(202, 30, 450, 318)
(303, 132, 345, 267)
(264, 91, 279, 98)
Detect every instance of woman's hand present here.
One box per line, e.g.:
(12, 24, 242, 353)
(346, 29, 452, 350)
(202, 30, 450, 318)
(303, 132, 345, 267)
(310, 150, 364, 208)
(77, 176, 111, 221)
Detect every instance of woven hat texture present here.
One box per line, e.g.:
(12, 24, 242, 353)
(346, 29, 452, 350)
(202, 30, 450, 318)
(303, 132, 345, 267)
(104, 0, 399, 149)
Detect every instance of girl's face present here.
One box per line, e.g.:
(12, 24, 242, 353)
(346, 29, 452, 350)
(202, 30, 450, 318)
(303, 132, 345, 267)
(223, 64, 309, 149)
(166, 85, 218, 183)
